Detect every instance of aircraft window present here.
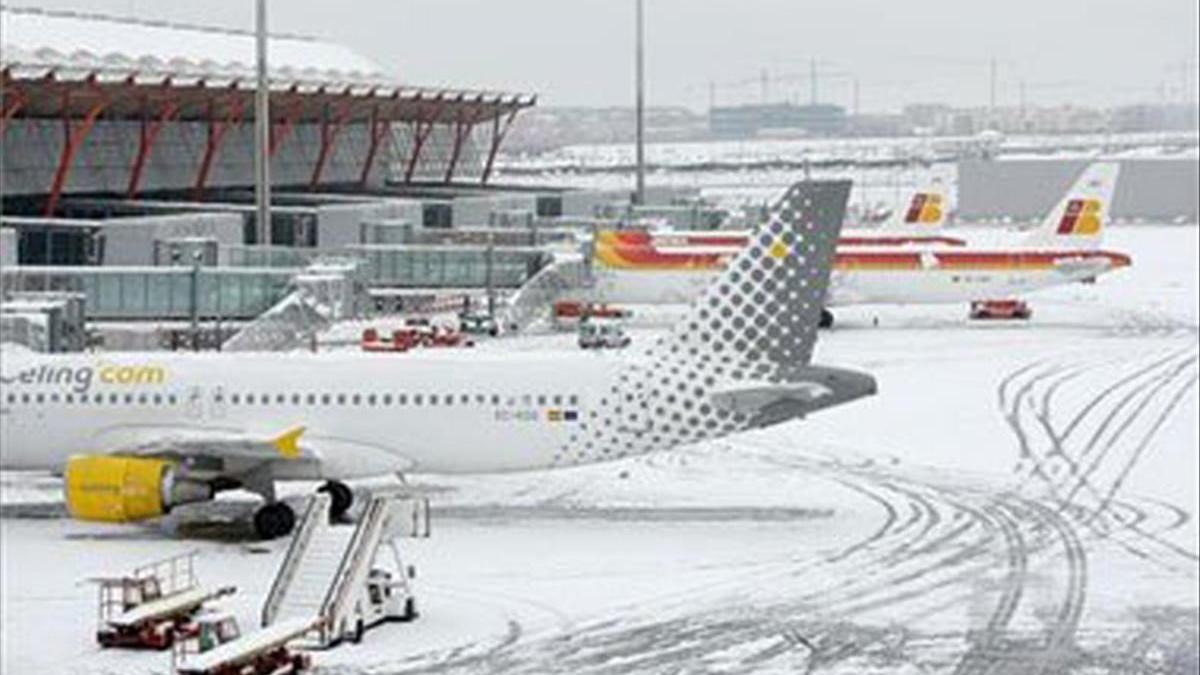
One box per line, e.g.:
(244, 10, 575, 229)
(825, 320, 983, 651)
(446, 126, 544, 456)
(50, 393, 60, 403)
(214, 393, 224, 403)
(492, 395, 501, 405)
(413, 395, 423, 406)
(352, 394, 361, 406)
(553, 395, 562, 405)
(537, 395, 546, 406)
(306, 394, 316, 405)
(124, 394, 134, 404)
(568, 395, 579, 406)
(460, 394, 470, 405)
(382, 394, 392, 405)
(291, 394, 301, 405)
(321, 394, 331, 406)
(444, 396, 453, 407)
(65, 394, 74, 404)
(6, 393, 15, 404)
(20, 393, 30, 404)
(138, 394, 148, 405)
(168, 395, 178, 405)
(109, 393, 119, 404)
(397, 394, 408, 405)
(247, 394, 257, 405)
(261, 395, 270, 405)
(476, 394, 486, 404)
(277, 394, 287, 404)
(153, 394, 162, 405)
(367, 394, 376, 406)
(337, 394, 347, 405)
(429, 395, 439, 406)
(231, 394, 241, 405)
(35, 393, 44, 404)
(521, 395, 532, 406)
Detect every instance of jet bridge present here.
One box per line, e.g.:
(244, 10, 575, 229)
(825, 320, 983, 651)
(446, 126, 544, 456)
(261, 492, 430, 648)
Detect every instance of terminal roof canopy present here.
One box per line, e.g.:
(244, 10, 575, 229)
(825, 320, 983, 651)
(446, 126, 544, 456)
(1, 6, 535, 125)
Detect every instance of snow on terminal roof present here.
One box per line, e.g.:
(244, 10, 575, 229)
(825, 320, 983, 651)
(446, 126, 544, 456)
(1, 5, 387, 83)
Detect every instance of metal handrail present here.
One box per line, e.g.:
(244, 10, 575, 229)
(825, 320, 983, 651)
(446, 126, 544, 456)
(318, 497, 390, 644)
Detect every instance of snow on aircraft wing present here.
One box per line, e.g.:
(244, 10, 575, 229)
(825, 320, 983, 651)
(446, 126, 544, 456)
(93, 425, 315, 462)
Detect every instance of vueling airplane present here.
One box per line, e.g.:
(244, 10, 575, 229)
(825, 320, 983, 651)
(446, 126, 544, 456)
(590, 163, 1130, 326)
(0, 180, 876, 539)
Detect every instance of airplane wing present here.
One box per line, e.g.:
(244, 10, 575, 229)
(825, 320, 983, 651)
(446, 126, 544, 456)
(93, 425, 314, 462)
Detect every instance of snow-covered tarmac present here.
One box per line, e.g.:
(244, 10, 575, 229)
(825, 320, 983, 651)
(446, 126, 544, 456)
(2, 226, 1197, 674)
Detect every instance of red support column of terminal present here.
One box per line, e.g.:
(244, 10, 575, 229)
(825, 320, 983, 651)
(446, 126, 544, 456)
(126, 98, 181, 198)
(444, 107, 486, 185)
(358, 105, 392, 188)
(308, 96, 356, 189)
(403, 97, 447, 184)
(44, 86, 110, 216)
(193, 94, 246, 201)
(480, 107, 521, 186)
(1, 80, 28, 137)
(269, 93, 305, 157)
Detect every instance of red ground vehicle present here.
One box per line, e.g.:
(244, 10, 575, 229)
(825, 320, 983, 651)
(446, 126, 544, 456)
(969, 299, 1032, 320)
(361, 326, 474, 352)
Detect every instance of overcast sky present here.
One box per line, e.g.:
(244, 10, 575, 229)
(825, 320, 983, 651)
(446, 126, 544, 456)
(7, 0, 1199, 112)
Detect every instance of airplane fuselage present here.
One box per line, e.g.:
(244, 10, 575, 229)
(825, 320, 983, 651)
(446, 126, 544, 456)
(590, 247, 1131, 307)
(0, 350, 625, 477)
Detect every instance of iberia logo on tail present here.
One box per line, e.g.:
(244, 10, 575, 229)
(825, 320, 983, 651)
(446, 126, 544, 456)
(903, 192, 945, 226)
(1056, 198, 1103, 236)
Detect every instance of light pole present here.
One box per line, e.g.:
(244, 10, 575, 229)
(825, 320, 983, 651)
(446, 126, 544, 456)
(254, 0, 272, 246)
(634, 0, 646, 206)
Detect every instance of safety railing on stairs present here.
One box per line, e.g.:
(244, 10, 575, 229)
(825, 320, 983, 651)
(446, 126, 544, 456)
(261, 495, 330, 627)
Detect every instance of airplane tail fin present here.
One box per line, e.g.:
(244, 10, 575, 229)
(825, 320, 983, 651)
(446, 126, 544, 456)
(1023, 162, 1120, 249)
(566, 181, 872, 463)
(880, 186, 948, 232)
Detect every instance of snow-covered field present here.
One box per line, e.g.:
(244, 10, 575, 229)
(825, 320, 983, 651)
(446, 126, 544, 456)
(2, 221, 1197, 672)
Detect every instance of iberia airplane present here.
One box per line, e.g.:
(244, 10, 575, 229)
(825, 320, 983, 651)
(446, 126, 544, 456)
(605, 185, 963, 252)
(588, 163, 1130, 325)
(0, 181, 876, 540)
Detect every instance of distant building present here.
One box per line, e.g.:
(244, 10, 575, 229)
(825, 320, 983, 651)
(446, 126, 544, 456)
(709, 103, 848, 138)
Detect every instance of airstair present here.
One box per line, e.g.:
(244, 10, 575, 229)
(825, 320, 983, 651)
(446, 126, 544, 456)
(261, 492, 430, 648)
(500, 256, 592, 333)
(224, 259, 367, 352)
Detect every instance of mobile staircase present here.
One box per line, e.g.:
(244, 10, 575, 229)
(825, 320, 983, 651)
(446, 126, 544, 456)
(261, 491, 430, 648)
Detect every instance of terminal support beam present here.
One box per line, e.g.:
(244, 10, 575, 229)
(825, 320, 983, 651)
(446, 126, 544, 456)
(403, 97, 447, 183)
(126, 99, 181, 198)
(45, 87, 110, 216)
(359, 105, 392, 188)
(480, 108, 520, 185)
(309, 96, 356, 189)
(1, 85, 28, 137)
(269, 93, 305, 157)
(193, 95, 246, 201)
(444, 107, 487, 184)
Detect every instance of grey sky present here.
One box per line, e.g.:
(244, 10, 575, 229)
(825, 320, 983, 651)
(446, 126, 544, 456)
(8, 0, 1199, 111)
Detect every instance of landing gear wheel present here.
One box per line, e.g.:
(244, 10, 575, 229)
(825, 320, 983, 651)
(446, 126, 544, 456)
(318, 480, 354, 521)
(253, 502, 296, 540)
(819, 308, 834, 329)
(353, 619, 365, 644)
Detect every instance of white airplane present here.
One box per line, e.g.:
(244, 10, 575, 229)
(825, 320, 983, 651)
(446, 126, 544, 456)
(0, 180, 877, 539)
(608, 185, 964, 252)
(588, 163, 1130, 325)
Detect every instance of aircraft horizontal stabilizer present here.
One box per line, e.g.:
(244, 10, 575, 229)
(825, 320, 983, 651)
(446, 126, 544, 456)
(709, 366, 877, 424)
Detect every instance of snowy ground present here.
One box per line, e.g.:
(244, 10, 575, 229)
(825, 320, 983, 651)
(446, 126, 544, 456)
(2, 224, 1197, 674)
